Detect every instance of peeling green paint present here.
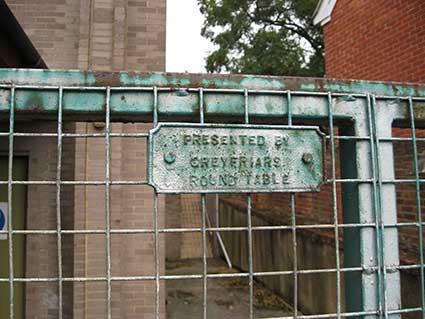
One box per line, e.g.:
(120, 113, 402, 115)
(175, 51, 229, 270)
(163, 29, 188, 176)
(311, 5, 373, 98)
(300, 81, 424, 97)
(0, 69, 424, 96)
(64, 92, 104, 112)
(169, 78, 191, 86)
(159, 92, 198, 114)
(0, 69, 96, 86)
(120, 72, 170, 86)
(1, 69, 425, 120)
(249, 95, 286, 117)
(200, 78, 242, 88)
(110, 92, 153, 114)
(240, 77, 286, 90)
(0, 89, 10, 111)
(17, 90, 58, 112)
(120, 72, 192, 87)
(205, 95, 245, 115)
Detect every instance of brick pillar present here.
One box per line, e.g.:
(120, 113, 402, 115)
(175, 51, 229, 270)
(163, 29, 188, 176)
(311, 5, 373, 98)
(71, 0, 167, 316)
(73, 123, 165, 318)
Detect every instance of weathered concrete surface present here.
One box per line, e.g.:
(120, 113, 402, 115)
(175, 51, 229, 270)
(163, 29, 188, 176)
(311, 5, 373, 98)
(166, 259, 295, 318)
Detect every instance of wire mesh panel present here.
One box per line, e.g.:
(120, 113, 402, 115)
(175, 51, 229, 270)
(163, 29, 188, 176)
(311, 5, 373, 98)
(0, 69, 424, 319)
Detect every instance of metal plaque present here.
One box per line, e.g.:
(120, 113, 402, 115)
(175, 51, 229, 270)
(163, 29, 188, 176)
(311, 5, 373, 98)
(149, 123, 324, 193)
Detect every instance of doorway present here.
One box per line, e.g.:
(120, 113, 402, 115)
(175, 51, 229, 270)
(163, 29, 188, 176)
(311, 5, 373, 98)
(0, 156, 28, 319)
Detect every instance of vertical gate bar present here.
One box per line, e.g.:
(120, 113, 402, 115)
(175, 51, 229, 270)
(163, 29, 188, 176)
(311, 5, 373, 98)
(215, 193, 219, 255)
(371, 95, 389, 319)
(199, 88, 208, 319)
(154, 192, 160, 319)
(247, 194, 254, 318)
(290, 194, 297, 318)
(153, 86, 160, 319)
(153, 190, 160, 319)
(287, 90, 298, 318)
(105, 87, 112, 319)
(199, 88, 204, 125)
(327, 92, 341, 318)
(407, 96, 425, 318)
(8, 86, 15, 319)
(366, 94, 384, 319)
(244, 89, 250, 125)
(371, 96, 401, 318)
(56, 87, 64, 319)
(287, 91, 292, 126)
(199, 86, 232, 268)
(153, 86, 158, 127)
(244, 89, 254, 319)
(146, 86, 158, 185)
(201, 194, 208, 319)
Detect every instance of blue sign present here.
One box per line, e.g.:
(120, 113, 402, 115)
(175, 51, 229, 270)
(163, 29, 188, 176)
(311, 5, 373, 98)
(0, 208, 5, 230)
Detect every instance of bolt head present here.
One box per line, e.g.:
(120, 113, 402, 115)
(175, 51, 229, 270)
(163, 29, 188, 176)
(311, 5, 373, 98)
(164, 152, 176, 164)
(302, 153, 313, 164)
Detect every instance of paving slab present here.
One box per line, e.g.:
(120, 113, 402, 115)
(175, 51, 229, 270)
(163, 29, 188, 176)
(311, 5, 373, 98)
(166, 258, 295, 319)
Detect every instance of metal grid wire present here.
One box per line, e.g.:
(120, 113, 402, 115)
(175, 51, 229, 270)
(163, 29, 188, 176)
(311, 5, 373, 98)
(0, 80, 424, 319)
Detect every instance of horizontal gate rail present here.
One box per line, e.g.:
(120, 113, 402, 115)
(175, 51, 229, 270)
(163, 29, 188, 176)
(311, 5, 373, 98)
(0, 69, 424, 123)
(0, 69, 425, 319)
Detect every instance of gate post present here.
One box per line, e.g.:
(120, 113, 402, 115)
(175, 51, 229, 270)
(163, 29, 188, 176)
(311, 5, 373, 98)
(372, 97, 402, 318)
(340, 96, 401, 318)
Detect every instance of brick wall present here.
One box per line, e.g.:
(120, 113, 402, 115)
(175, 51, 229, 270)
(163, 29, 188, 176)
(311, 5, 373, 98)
(6, 0, 166, 317)
(0, 122, 75, 318)
(320, 0, 425, 268)
(323, 0, 425, 83)
(8, 0, 81, 69)
(0, 121, 166, 318)
(8, 0, 166, 71)
(72, 122, 165, 319)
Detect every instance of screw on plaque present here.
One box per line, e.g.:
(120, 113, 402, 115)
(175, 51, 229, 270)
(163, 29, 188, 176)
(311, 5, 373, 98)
(302, 153, 313, 164)
(164, 152, 176, 164)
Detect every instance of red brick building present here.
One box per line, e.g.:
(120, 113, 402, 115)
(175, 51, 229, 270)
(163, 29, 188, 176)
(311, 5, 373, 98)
(313, 0, 425, 236)
(314, 0, 425, 83)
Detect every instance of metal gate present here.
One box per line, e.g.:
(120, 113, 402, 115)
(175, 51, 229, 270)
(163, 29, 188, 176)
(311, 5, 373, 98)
(0, 69, 424, 319)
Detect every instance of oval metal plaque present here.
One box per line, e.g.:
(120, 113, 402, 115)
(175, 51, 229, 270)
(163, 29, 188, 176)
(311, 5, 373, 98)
(149, 123, 324, 193)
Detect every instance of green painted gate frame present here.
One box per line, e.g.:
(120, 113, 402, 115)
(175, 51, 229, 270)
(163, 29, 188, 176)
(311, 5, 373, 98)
(0, 68, 425, 318)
